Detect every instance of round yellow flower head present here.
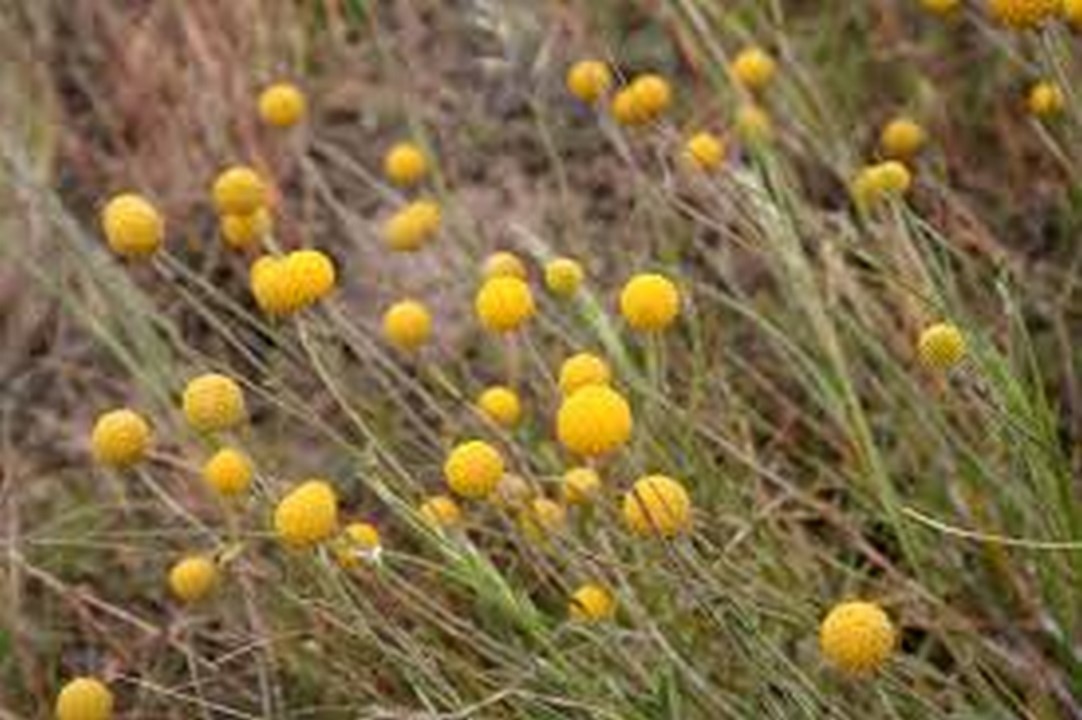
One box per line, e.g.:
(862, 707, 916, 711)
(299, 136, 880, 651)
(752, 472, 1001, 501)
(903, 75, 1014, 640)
(182, 373, 246, 433)
(258, 82, 307, 128)
(989, 0, 1060, 28)
(419, 494, 463, 529)
(569, 583, 616, 623)
(91, 408, 151, 468)
(620, 273, 681, 332)
(1066, 0, 1082, 26)
(477, 386, 523, 429)
(56, 677, 114, 720)
(250, 256, 305, 317)
(558, 352, 612, 396)
(483, 251, 528, 280)
(819, 600, 896, 674)
(879, 117, 927, 160)
(730, 46, 776, 92)
(629, 73, 673, 122)
(684, 131, 726, 172)
(286, 249, 336, 304)
(490, 472, 533, 510)
(519, 496, 567, 540)
(220, 208, 271, 251)
(335, 521, 382, 567)
(1028, 81, 1065, 117)
(444, 440, 505, 499)
(623, 474, 692, 537)
(917, 322, 966, 370)
(274, 479, 339, 547)
(475, 276, 536, 333)
(212, 166, 268, 216)
(382, 299, 433, 352)
(544, 257, 585, 297)
(383, 142, 430, 188)
(566, 59, 612, 103)
(101, 193, 164, 258)
(852, 161, 911, 209)
(562, 466, 601, 505)
(383, 200, 441, 251)
(168, 555, 218, 603)
(556, 385, 633, 457)
(611, 87, 647, 127)
(202, 447, 253, 496)
(920, 0, 962, 14)
(735, 103, 774, 145)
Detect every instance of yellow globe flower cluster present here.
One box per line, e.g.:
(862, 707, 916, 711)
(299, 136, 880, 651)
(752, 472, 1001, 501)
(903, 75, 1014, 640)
(988, 0, 1061, 28)
(851, 160, 912, 210)
(611, 73, 673, 127)
(250, 248, 337, 316)
(213, 165, 273, 252)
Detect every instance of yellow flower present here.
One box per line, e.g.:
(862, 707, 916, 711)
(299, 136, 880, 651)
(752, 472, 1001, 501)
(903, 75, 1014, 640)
(562, 467, 601, 505)
(220, 208, 271, 251)
(630, 73, 673, 122)
(182, 373, 246, 433)
(556, 385, 633, 457)
(202, 447, 253, 496)
(274, 479, 339, 547)
(100, 193, 164, 258)
(566, 59, 612, 103)
(558, 352, 612, 396)
(477, 386, 523, 428)
(490, 473, 533, 510)
(444, 440, 505, 499)
(734, 103, 774, 145)
(335, 522, 382, 567)
(258, 82, 307, 128)
(56, 677, 114, 720)
(250, 256, 305, 317)
(569, 583, 616, 623)
(544, 257, 584, 297)
(483, 251, 527, 280)
(519, 497, 566, 540)
(683, 131, 726, 172)
(819, 600, 896, 674)
(475, 276, 536, 333)
(730, 46, 776, 92)
(286, 249, 336, 304)
(91, 408, 151, 468)
(382, 299, 433, 351)
(622, 474, 692, 537)
(620, 273, 680, 332)
(851, 161, 912, 209)
(989, 0, 1060, 28)
(212, 166, 268, 216)
(1028, 81, 1065, 117)
(384, 142, 430, 188)
(383, 200, 441, 251)
(920, 0, 961, 14)
(419, 494, 463, 529)
(917, 322, 966, 370)
(879, 117, 926, 160)
(611, 87, 646, 127)
(168, 555, 218, 603)
(1066, 0, 1082, 26)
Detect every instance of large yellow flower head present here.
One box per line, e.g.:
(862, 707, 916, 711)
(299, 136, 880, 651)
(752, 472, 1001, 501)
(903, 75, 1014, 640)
(611, 87, 646, 126)
(879, 117, 927, 160)
(519, 496, 567, 540)
(168, 554, 219, 603)
(382, 299, 433, 351)
(562, 466, 602, 505)
(620, 273, 681, 331)
(56, 677, 114, 720)
(989, 0, 1060, 28)
(212, 166, 268, 216)
(91, 408, 152, 468)
(335, 521, 382, 567)
(556, 385, 633, 457)
(558, 352, 612, 396)
(274, 479, 339, 547)
(286, 249, 337, 305)
(101, 193, 164, 258)
(819, 600, 896, 674)
(683, 131, 726, 172)
(482, 251, 528, 280)
(629, 73, 673, 122)
(622, 474, 692, 537)
(250, 255, 305, 317)
(569, 583, 616, 623)
(202, 447, 253, 496)
(383, 200, 441, 251)
(566, 59, 612, 103)
(475, 276, 536, 333)
(444, 440, 505, 499)
(220, 208, 271, 251)
(419, 494, 463, 529)
(730, 46, 776, 92)
(544, 257, 585, 297)
(1028, 81, 1065, 118)
(182, 373, 247, 433)
(476, 386, 523, 429)
(258, 82, 307, 128)
(917, 322, 966, 370)
(384, 142, 430, 188)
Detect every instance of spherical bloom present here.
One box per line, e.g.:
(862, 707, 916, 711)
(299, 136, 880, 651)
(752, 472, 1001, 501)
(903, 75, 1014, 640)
(286, 249, 336, 304)
(383, 142, 429, 188)
(250, 256, 306, 317)
(56, 677, 114, 720)
(879, 117, 926, 160)
(202, 447, 253, 496)
(475, 276, 536, 333)
(819, 600, 896, 674)
(622, 474, 692, 537)
(569, 583, 616, 623)
(1066, 0, 1082, 26)
(490, 472, 533, 510)
(258, 82, 307, 128)
(100, 193, 164, 258)
(444, 440, 505, 499)
(683, 131, 726, 172)
(91, 409, 151, 468)
(182, 373, 246, 433)
(382, 299, 433, 352)
(566, 60, 612, 103)
(920, 0, 961, 13)
(383, 200, 441, 251)
(168, 555, 218, 603)
(629, 73, 672, 121)
(335, 522, 382, 567)
(1028, 81, 1065, 117)
(519, 497, 566, 540)
(611, 87, 646, 126)
(619, 273, 680, 332)
(220, 208, 271, 251)
(419, 494, 463, 529)
(274, 479, 339, 547)
(544, 257, 584, 297)
(558, 352, 612, 396)
(735, 103, 774, 145)
(476, 386, 523, 429)
(730, 46, 776, 92)
(989, 0, 1059, 28)
(562, 466, 601, 505)
(556, 385, 633, 457)
(482, 251, 527, 280)
(917, 322, 966, 370)
(212, 166, 267, 216)
(851, 161, 911, 209)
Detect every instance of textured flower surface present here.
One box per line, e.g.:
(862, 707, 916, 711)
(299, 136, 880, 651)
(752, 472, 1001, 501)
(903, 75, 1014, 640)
(419, 494, 463, 529)
(477, 386, 522, 428)
(384, 142, 429, 187)
(730, 47, 776, 92)
(475, 276, 535, 332)
(182, 373, 247, 432)
(482, 251, 527, 280)
(91, 409, 151, 468)
(274, 480, 339, 547)
(819, 601, 896, 674)
(989, 0, 1060, 27)
(562, 467, 601, 505)
(569, 583, 616, 623)
(556, 385, 633, 457)
(444, 440, 505, 499)
(918, 322, 966, 370)
(558, 353, 612, 396)
(620, 273, 681, 331)
(202, 447, 253, 496)
(383, 299, 433, 351)
(100, 193, 164, 258)
(168, 555, 218, 603)
(684, 131, 725, 171)
(384, 200, 441, 251)
(258, 82, 306, 127)
(56, 677, 114, 720)
(212, 166, 267, 216)
(622, 474, 692, 537)
(879, 117, 926, 160)
(544, 257, 584, 297)
(566, 60, 612, 103)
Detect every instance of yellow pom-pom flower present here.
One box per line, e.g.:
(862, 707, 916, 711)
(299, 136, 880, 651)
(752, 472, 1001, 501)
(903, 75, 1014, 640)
(286, 249, 336, 305)
(258, 82, 307, 128)
(212, 166, 267, 216)
(562, 466, 601, 505)
(519, 497, 566, 540)
(475, 276, 536, 333)
(483, 251, 527, 280)
(444, 440, 505, 499)
(335, 521, 382, 567)
(1028, 81, 1065, 118)
(917, 322, 966, 370)
(383, 200, 441, 251)
(220, 208, 271, 251)
(569, 583, 616, 623)
(879, 117, 926, 160)
(274, 479, 339, 547)
(182, 373, 246, 433)
(556, 385, 633, 457)
(851, 161, 912, 209)
(250, 256, 305, 317)
(989, 0, 1059, 28)
(623, 474, 692, 537)
(382, 299, 433, 352)
(168, 555, 218, 603)
(920, 0, 961, 14)
(1066, 0, 1082, 26)
(383, 142, 430, 188)
(91, 408, 151, 468)
(683, 131, 726, 172)
(558, 352, 612, 396)
(735, 103, 774, 145)
(419, 494, 463, 529)
(101, 193, 164, 258)
(544, 257, 584, 297)
(476, 386, 523, 429)
(202, 447, 253, 496)
(56, 677, 114, 720)
(730, 46, 776, 92)
(566, 59, 612, 103)
(620, 273, 681, 332)
(611, 87, 646, 127)
(819, 600, 896, 674)
(630, 73, 673, 122)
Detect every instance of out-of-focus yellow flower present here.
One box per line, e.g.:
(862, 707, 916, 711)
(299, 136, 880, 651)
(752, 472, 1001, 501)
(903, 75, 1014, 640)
(287, 249, 337, 305)
(182, 373, 247, 433)
(558, 352, 611, 396)
(335, 522, 382, 567)
(475, 276, 536, 333)
(101, 193, 164, 258)
(819, 600, 896, 675)
(382, 299, 433, 352)
(544, 257, 584, 297)
(1028, 81, 1065, 117)
(419, 494, 463, 529)
(622, 474, 692, 537)
(202, 447, 253, 496)
(851, 161, 912, 209)
(556, 385, 633, 457)
(384, 142, 430, 188)
(730, 47, 776, 92)
(562, 467, 601, 505)
(384, 200, 441, 251)
(989, 0, 1059, 28)
(1065, 0, 1082, 26)
(683, 131, 726, 172)
(879, 117, 926, 160)
(569, 583, 616, 623)
(483, 251, 527, 280)
(620, 273, 681, 332)
(220, 208, 271, 251)
(444, 440, 505, 499)
(168, 555, 218, 603)
(917, 322, 966, 370)
(91, 408, 151, 468)
(258, 82, 307, 128)
(734, 103, 774, 145)
(55, 677, 114, 720)
(566, 60, 612, 103)
(490, 473, 533, 510)
(519, 497, 566, 540)
(477, 386, 523, 429)
(212, 166, 267, 216)
(274, 480, 339, 547)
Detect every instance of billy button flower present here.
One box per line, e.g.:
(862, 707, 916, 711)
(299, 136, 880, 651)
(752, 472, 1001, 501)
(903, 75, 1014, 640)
(556, 385, 633, 457)
(879, 117, 926, 161)
(518, 496, 567, 540)
(483, 251, 528, 280)
(619, 273, 681, 332)
(212, 165, 268, 216)
(382, 299, 433, 352)
(91, 408, 152, 468)
(182, 373, 246, 433)
(622, 474, 692, 537)
(734, 103, 774, 145)
(989, 0, 1060, 28)
(335, 522, 382, 567)
(419, 494, 464, 529)
(202, 447, 253, 497)
(683, 131, 726, 172)
(383, 199, 441, 251)
(558, 352, 611, 396)
(611, 87, 646, 127)
(220, 207, 272, 251)
(917, 322, 966, 370)
(1028, 81, 1065, 118)
(476, 386, 523, 429)
(566, 59, 612, 103)
(819, 600, 896, 675)
(568, 583, 616, 623)
(287, 248, 336, 305)
(562, 466, 601, 505)
(851, 161, 912, 209)
(168, 554, 219, 603)
(274, 479, 339, 547)
(544, 257, 584, 297)
(100, 193, 164, 258)
(257, 81, 307, 128)
(56, 677, 114, 720)
(475, 276, 536, 333)
(444, 440, 505, 500)
(250, 255, 305, 317)
(383, 142, 430, 188)
(730, 46, 776, 93)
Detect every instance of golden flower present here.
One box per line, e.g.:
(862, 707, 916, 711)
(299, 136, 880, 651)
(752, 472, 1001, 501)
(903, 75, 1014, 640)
(1028, 81, 1065, 117)
(168, 555, 218, 603)
(989, 0, 1059, 28)
(556, 385, 633, 457)
(544, 257, 584, 297)
(611, 87, 646, 127)
(182, 373, 247, 433)
(683, 131, 726, 172)
(482, 251, 528, 280)
(249, 256, 305, 317)
(101, 193, 164, 258)
(56, 677, 114, 720)
(730, 46, 776, 92)
(569, 583, 616, 623)
(286, 249, 336, 305)
(476, 386, 523, 429)
(475, 276, 536, 333)
(562, 466, 601, 505)
(384, 142, 430, 188)
(212, 166, 268, 216)
(220, 208, 271, 251)
(274, 479, 339, 548)
(619, 273, 681, 331)
(734, 103, 774, 145)
(91, 408, 151, 468)
(335, 521, 382, 567)
(819, 600, 896, 674)
(630, 73, 672, 122)
(382, 299, 433, 352)
(879, 117, 926, 160)
(566, 59, 612, 103)
(558, 352, 612, 396)
(383, 200, 441, 251)
(917, 322, 966, 370)
(444, 440, 505, 499)
(419, 494, 463, 529)
(257, 82, 307, 128)
(202, 447, 253, 496)
(622, 474, 692, 537)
